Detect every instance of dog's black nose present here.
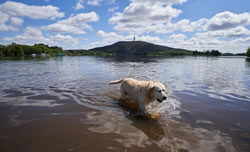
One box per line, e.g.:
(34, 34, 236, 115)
(163, 96, 167, 100)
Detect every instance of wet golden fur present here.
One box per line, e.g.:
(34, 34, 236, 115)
(109, 78, 167, 115)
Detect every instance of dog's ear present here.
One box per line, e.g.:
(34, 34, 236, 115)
(149, 86, 155, 99)
(150, 86, 155, 91)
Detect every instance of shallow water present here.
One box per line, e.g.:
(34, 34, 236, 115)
(0, 56, 250, 152)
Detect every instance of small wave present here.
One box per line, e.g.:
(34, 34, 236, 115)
(146, 88, 181, 118)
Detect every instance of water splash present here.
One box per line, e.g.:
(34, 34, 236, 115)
(146, 87, 181, 118)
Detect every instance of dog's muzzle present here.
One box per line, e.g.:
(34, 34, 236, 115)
(157, 96, 167, 103)
(157, 99, 163, 103)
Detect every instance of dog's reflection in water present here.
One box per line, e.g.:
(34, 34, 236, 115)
(118, 98, 165, 141)
(118, 98, 161, 119)
(128, 115, 165, 141)
(107, 91, 165, 141)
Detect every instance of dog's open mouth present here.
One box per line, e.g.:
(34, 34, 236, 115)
(157, 99, 162, 103)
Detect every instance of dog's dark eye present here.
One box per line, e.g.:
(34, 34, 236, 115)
(158, 90, 161, 92)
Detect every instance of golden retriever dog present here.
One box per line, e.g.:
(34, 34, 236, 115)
(109, 78, 167, 115)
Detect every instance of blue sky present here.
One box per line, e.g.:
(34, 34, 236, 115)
(0, 0, 250, 53)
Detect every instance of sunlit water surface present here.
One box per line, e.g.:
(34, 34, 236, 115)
(0, 56, 250, 152)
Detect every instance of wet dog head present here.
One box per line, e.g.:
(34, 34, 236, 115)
(149, 82, 167, 103)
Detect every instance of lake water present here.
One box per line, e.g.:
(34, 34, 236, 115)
(0, 56, 250, 152)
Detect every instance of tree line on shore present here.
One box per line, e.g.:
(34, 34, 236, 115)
(193, 50, 222, 56)
(193, 49, 248, 56)
(246, 48, 250, 57)
(0, 43, 66, 57)
(0, 43, 108, 57)
(192, 50, 245, 56)
(0, 43, 249, 57)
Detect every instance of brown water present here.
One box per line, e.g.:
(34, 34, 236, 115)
(0, 56, 250, 152)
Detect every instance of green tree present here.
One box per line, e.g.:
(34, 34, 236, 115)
(211, 50, 222, 56)
(6, 45, 15, 56)
(15, 45, 24, 56)
(193, 50, 198, 55)
(0, 45, 4, 57)
(247, 48, 250, 57)
(205, 50, 211, 56)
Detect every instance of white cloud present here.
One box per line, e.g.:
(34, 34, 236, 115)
(3, 27, 47, 43)
(87, 0, 115, 6)
(88, 30, 164, 48)
(42, 12, 99, 34)
(131, 0, 187, 5)
(0, 1, 64, 20)
(206, 11, 250, 31)
(163, 11, 250, 53)
(88, 0, 101, 6)
(97, 30, 128, 41)
(139, 35, 163, 44)
(163, 11, 250, 52)
(145, 18, 208, 34)
(42, 24, 88, 35)
(0, 12, 20, 31)
(165, 32, 250, 53)
(49, 34, 79, 47)
(196, 26, 250, 38)
(2, 27, 79, 49)
(231, 37, 250, 44)
(109, 1, 183, 34)
(0, 12, 9, 24)
(169, 11, 250, 35)
(169, 18, 208, 32)
(10, 17, 24, 26)
(0, 1, 64, 32)
(109, 0, 250, 39)
(168, 33, 187, 42)
(108, 7, 119, 13)
(75, 0, 84, 10)
(96, 30, 163, 44)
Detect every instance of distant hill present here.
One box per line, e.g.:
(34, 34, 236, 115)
(1, 41, 227, 57)
(87, 41, 193, 56)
